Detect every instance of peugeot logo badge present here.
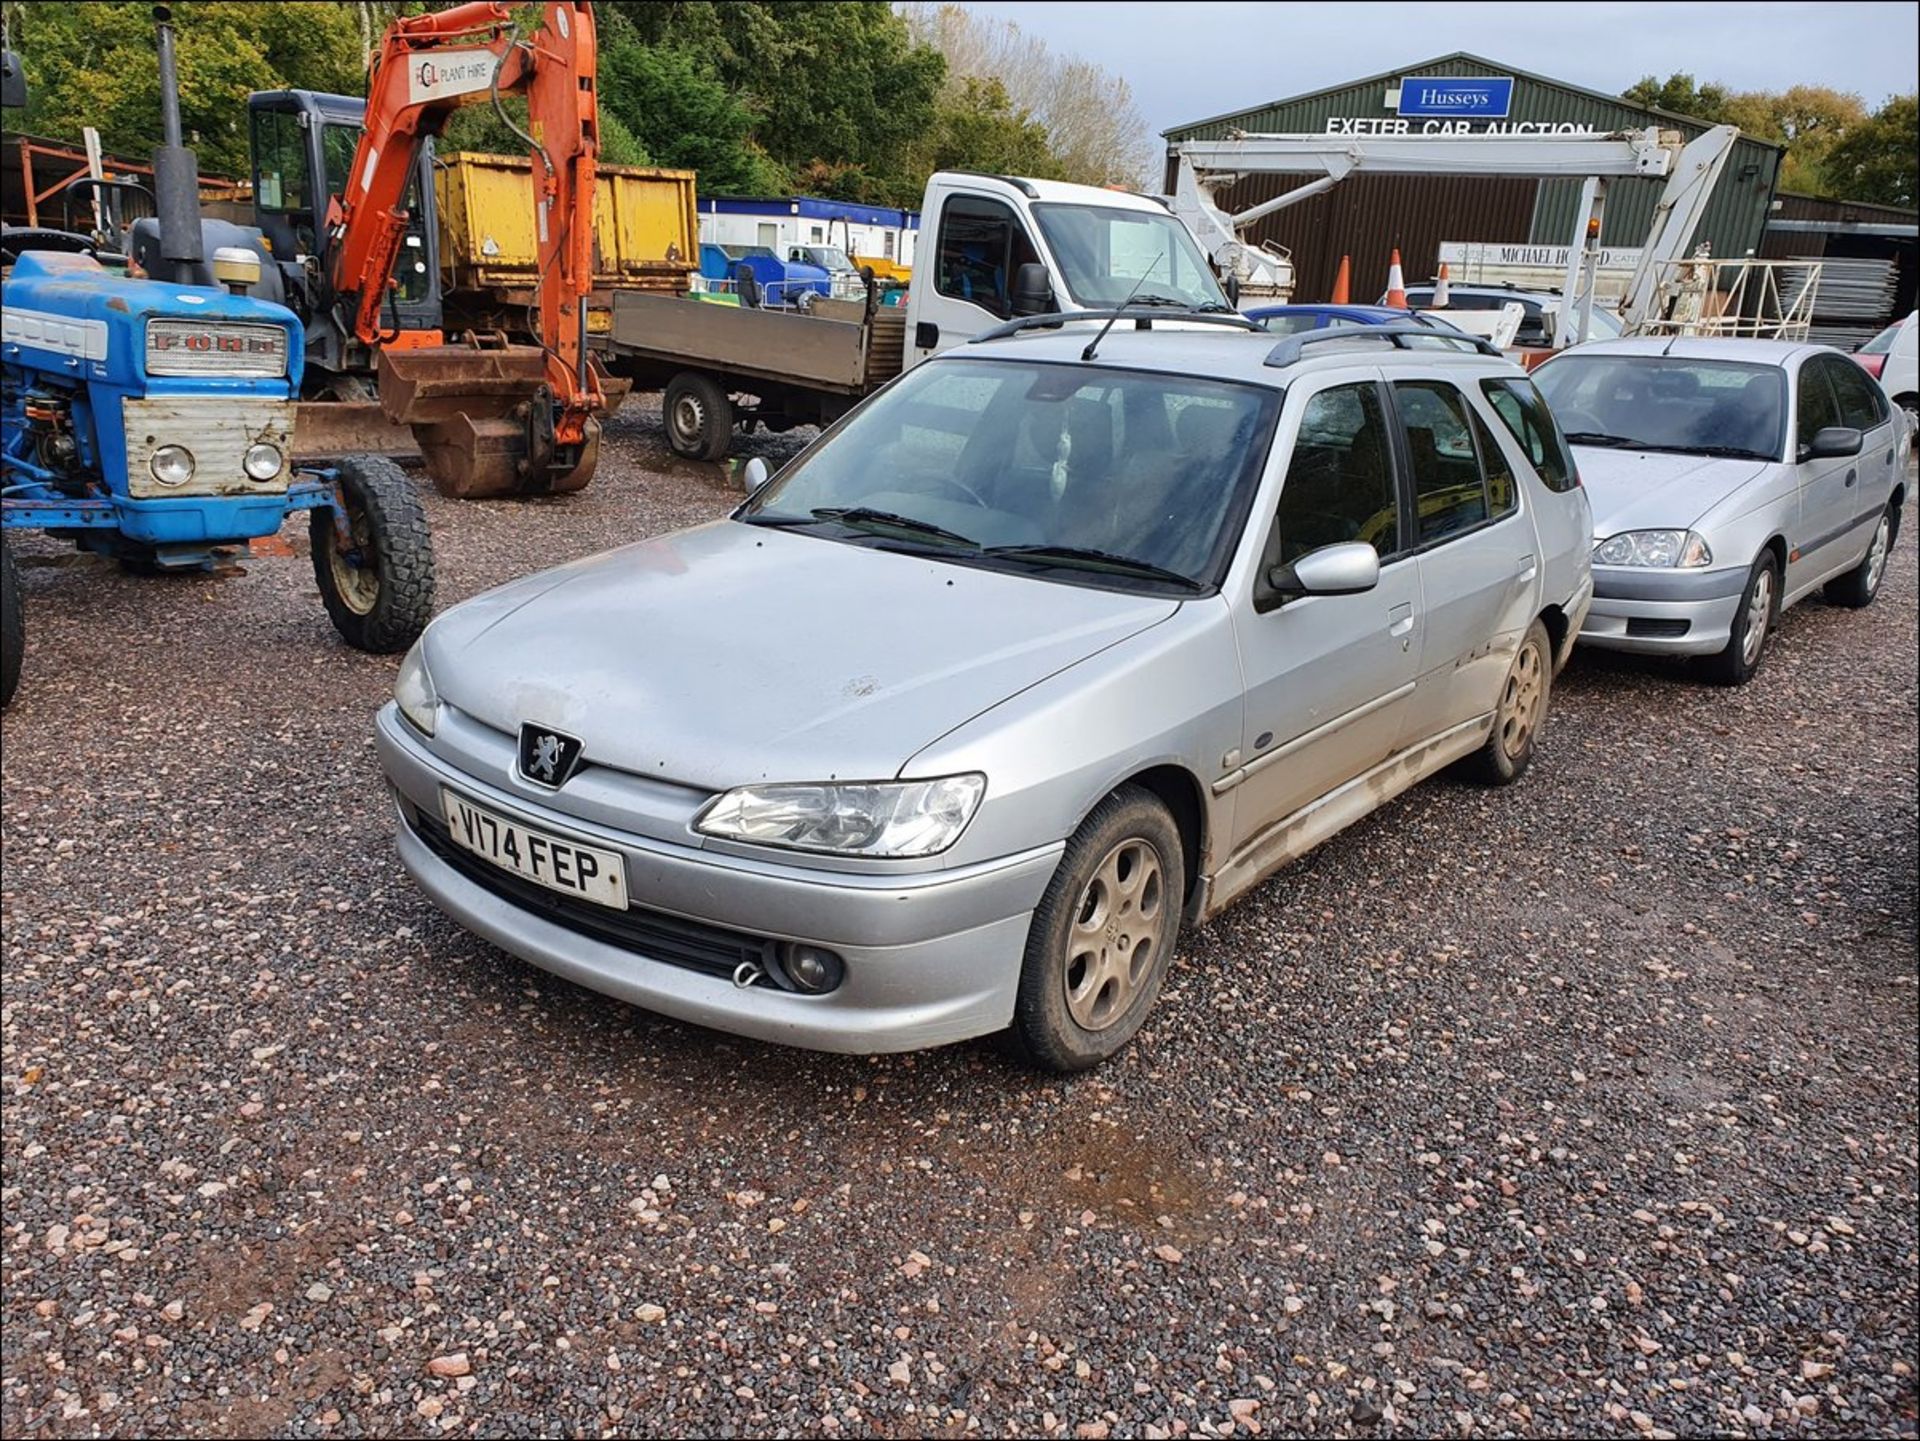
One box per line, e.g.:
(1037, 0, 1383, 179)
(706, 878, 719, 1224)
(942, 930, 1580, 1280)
(517, 723, 584, 789)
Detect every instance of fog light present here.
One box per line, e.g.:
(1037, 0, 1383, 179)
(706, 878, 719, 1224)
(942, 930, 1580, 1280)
(777, 943, 844, 995)
(243, 441, 284, 481)
(150, 444, 196, 487)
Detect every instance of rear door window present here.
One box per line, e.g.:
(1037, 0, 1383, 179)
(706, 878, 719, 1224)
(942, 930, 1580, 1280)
(1392, 380, 1492, 544)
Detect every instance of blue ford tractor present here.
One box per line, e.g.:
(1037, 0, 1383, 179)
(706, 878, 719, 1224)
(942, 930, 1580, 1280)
(0, 10, 434, 708)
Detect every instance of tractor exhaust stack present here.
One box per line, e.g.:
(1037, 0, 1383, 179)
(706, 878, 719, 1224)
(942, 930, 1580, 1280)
(150, 5, 203, 283)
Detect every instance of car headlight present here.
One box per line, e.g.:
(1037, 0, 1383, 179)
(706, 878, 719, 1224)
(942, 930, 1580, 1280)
(696, 774, 986, 858)
(1592, 529, 1712, 568)
(149, 444, 196, 487)
(243, 442, 284, 481)
(394, 641, 438, 737)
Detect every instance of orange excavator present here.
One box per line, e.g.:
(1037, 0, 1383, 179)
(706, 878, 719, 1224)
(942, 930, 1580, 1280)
(334, 0, 609, 496)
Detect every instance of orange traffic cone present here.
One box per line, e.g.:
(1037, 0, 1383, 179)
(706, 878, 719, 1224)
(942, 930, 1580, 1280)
(1384, 248, 1407, 308)
(1433, 261, 1451, 307)
(1329, 254, 1351, 304)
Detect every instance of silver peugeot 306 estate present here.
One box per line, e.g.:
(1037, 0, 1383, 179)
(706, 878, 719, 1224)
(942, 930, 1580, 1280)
(376, 317, 1593, 1070)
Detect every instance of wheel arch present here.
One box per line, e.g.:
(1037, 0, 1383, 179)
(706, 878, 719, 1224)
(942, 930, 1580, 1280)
(1114, 763, 1209, 918)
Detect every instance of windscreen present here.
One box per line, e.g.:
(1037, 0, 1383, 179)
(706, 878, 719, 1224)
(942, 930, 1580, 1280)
(1534, 356, 1786, 462)
(1032, 203, 1228, 311)
(740, 359, 1277, 592)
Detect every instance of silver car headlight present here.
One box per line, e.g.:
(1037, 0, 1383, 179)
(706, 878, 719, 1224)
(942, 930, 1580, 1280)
(394, 641, 439, 737)
(1593, 530, 1712, 568)
(696, 774, 986, 858)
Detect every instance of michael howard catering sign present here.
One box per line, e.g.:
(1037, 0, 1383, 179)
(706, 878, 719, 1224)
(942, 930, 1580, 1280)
(1395, 76, 1514, 118)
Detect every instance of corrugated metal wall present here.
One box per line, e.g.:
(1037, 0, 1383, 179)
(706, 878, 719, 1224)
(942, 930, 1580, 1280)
(1164, 54, 1783, 303)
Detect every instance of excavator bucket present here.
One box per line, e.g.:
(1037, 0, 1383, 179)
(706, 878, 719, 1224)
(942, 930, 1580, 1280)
(376, 344, 604, 498)
(291, 401, 421, 462)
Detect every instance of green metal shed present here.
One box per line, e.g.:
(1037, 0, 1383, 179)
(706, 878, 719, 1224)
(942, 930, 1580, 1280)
(1164, 52, 1784, 302)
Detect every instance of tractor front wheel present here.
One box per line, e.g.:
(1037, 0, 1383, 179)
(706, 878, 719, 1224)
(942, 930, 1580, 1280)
(1, 535, 23, 708)
(310, 454, 436, 654)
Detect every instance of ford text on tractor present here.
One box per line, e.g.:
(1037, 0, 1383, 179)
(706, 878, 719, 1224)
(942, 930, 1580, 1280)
(0, 9, 434, 708)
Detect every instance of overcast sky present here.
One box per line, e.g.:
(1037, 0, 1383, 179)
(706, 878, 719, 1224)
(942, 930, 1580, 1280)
(956, 1, 1920, 136)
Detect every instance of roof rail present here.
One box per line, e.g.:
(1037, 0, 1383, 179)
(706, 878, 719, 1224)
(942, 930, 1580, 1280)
(1264, 325, 1504, 368)
(971, 308, 1267, 344)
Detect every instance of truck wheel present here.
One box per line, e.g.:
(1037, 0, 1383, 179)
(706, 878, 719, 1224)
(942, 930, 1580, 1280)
(1, 535, 23, 708)
(310, 454, 436, 654)
(664, 373, 733, 462)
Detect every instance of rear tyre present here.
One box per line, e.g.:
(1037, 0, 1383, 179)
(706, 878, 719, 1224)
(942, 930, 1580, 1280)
(1, 535, 23, 708)
(663, 372, 733, 462)
(1008, 786, 1184, 1073)
(1463, 618, 1552, 785)
(1823, 505, 1892, 609)
(1702, 551, 1777, 686)
(310, 454, 436, 654)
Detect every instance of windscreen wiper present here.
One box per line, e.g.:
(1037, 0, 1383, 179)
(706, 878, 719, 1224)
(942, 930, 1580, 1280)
(1560, 432, 1644, 448)
(1665, 445, 1774, 461)
(811, 506, 980, 548)
(985, 543, 1202, 589)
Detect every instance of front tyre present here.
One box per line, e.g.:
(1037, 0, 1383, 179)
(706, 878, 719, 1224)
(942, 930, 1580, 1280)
(1702, 551, 1778, 685)
(1009, 786, 1184, 1072)
(310, 454, 436, 654)
(1823, 505, 1893, 609)
(1463, 618, 1553, 786)
(1, 535, 23, 708)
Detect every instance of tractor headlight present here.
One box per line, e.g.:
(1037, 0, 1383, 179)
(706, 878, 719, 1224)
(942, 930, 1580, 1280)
(696, 775, 985, 858)
(149, 444, 196, 487)
(394, 641, 439, 737)
(243, 442, 284, 482)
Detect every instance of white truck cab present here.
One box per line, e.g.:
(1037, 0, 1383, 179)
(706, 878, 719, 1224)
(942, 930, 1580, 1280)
(907, 173, 1231, 363)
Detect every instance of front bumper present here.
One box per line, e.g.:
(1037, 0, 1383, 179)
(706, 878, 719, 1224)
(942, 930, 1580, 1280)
(1576, 564, 1747, 656)
(375, 704, 1060, 1053)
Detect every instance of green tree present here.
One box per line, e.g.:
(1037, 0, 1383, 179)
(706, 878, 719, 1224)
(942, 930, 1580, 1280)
(914, 78, 1063, 183)
(7, 1, 364, 177)
(1823, 94, 1919, 206)
(1623, 73, 1732, 123)
(596, 41, 784, 193)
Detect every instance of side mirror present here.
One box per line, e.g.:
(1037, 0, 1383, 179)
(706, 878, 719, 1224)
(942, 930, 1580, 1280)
(1011, 262, 1054, 317)
(1801, 425, 1863, 461)
(1267, 541, 1381, 600)
(1225, 273, 1241, 308)
(741, 456, 771, 493)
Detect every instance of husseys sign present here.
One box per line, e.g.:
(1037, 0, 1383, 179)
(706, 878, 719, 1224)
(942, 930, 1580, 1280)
(1324, 75, 1597, 135)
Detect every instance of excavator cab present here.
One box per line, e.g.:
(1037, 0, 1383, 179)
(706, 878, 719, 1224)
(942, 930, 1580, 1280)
(246, 90, 444, 380)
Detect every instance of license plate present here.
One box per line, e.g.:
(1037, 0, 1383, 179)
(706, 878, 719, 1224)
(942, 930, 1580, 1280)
(439, 789, 629, 911)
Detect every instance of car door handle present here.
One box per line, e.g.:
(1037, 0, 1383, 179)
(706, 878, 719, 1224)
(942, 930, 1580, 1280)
(1844, 468, 1857, 486)
(914, 321, 939, 350)
(1388, 602, 1415, 640)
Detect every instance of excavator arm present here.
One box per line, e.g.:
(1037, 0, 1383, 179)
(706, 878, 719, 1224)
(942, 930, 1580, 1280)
(334, 1, 607, 496)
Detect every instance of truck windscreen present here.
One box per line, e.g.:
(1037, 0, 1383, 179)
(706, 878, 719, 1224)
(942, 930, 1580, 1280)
(1032, 203, 1227, 311)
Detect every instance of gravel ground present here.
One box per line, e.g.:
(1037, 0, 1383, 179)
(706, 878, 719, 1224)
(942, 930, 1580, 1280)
(3, 408, 1915, 1440)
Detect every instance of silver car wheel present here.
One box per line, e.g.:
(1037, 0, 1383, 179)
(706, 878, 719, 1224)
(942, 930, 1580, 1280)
(1742, 566, 1773, 667)
(1865, 516, 1890, 596)
(1064, 837, 1166, 1031)
(1497, 633, 1545, 761)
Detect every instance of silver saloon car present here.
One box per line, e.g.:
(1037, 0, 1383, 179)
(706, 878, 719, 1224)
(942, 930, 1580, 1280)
(377, 322, 1592, 1069)
(1535, 338, 1909, 683)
